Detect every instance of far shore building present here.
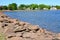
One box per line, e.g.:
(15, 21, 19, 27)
(50, 7, 57, 10)
(35, 8, 38, 10)
(43, 8, 48, 10)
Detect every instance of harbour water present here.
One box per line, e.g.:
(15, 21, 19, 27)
(4, 10, 60, 33)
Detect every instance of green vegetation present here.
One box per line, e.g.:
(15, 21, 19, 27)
(2, 6, 8, 10)
(55, 5, 60, 9)
(0, 33, 6, 40)
(19, 4, 26, 10)
(0, 3, 60, 10)
(8, 3, 17, 10)
(29, 4, 38, 10)
(39, 4, 51, 10)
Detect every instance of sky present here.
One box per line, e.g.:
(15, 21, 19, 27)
(0, 0, 60, 6)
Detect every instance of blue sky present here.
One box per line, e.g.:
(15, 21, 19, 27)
(0, 0, 60, 6)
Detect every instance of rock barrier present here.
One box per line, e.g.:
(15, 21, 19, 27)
(0, 12, 60, 40)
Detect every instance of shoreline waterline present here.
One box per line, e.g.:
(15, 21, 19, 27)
(0, 9, 60, 12)
(0, 12, 60, 40)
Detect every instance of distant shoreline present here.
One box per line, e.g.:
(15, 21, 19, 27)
(0, 9, 60, 12)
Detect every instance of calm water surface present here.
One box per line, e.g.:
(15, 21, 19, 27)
(4, 10, 60, 33)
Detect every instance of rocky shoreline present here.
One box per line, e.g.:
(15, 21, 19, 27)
(0, 12, 60, 40)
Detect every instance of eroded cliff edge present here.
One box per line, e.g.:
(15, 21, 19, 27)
(0, 12, 60, 40)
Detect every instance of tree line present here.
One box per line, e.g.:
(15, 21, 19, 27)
(0, 3, 60, 10)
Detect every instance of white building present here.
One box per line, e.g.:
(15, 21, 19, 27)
(43, 8, 48, 10)
(50, 7, 57, 10)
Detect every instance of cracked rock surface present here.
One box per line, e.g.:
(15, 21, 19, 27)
(0, 12, 60, 40)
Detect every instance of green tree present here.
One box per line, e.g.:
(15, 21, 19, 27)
(11, 3, 17, 10)
(45, 5, 51, 9)
(8, 4, 12, 10)
(55, 5, 60, 9)
(29, 4, 38, 10)
(19, 4, 26, 10)
(2, 6, 8, 10)
(38, 4, 51, 10)
(8, 3, 17, 10)
(25, 5, 30, 8)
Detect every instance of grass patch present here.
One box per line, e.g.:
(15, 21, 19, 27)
(0, 33, 6, 40)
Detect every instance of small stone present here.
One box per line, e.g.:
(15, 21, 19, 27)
(13, 26, 26, 33)
(6, 33, 16, 38)
(23, 32, 38, 38)
(15, 32, 23, 37)
(7, 37, 23, 40)
(28, 25, 39, 30)
(19, 22, 26, 26)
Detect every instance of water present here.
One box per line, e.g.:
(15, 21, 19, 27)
(4, 10, 60, 33)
